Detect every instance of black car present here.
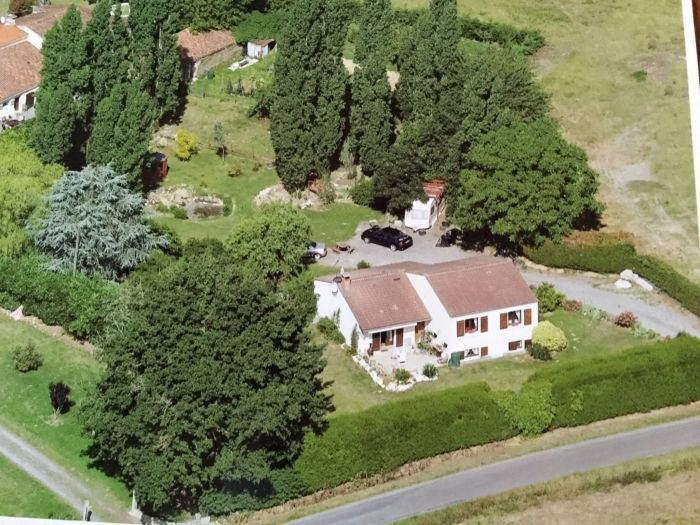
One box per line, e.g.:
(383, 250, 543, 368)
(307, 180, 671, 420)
(361, 226, 413, 251)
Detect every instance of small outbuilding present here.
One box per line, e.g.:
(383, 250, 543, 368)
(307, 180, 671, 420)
(403, 180, 446, 232)
(246, 39, 276, 59)
(177, 28, 241, 82)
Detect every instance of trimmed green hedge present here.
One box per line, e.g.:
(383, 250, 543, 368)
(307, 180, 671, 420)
(524, 241, 700, 317)
(0, 256, 116, 340)
(527, 336, 700, 428)
(294, 382, 516, 491)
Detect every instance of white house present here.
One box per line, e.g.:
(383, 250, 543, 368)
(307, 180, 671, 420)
(314, 256, 538, 364)
(403, 180, 445, 232)
(246, 39, 275, 59)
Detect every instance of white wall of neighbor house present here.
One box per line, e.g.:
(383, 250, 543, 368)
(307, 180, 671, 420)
(314, 280, 370, 349)
(0, 89, 36, 120)
(406, 272, 538, 360)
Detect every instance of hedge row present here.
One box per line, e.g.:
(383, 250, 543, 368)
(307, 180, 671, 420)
(294, 382, 516, 491)
(524, 241, 700, 317)
(0, 256, 117, 340)
(527, 336, 700, 428)
(393, 9, 545, 55)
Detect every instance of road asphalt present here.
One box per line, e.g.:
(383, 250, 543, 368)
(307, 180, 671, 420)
(0, 425, 134, 522)
(287, 415, 700, 525)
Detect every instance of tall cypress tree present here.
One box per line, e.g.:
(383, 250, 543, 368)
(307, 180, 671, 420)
(32, 6, 90, 165)
(154, 15, 183, 121)
(84, 0, 119, 106)
(270, 0, 349, 191)
(354, 0, 393, 62)
(350, 54, 392, 176)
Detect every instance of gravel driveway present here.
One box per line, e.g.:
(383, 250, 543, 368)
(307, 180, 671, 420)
(323, 222, 700, 338)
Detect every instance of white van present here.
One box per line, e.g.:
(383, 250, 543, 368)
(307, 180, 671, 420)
(404, 197, 438, 232)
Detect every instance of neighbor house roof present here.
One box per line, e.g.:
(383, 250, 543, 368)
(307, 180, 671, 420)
(316, 256, 536, 328)
(0, 41, 41, 103)
(250, 38, 274, 46)
(177, 28, 236, 62)
(17, 5, 92, 38)
(331, 269, 431, 332)
(0, 25, 27, 47)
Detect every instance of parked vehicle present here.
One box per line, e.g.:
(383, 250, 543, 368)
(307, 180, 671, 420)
(436, 228, 463, 248)
(301, 250, 319, 265)
(361, 226, 413, 251)
(307, 242, 327, 259)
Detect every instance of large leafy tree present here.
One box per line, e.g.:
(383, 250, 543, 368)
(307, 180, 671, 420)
(451, 118, 602, 247)
(350, 54, 392, 176)
(354, 0, 393, 62)
(372, 136, 426, 215)
(81, 242, 330, 515)
(32, 165, 165, 280)
(270, 0, 349, 191)
(32, 6, 90, 165)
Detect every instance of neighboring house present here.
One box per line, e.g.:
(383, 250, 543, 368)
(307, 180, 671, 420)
(0, 6, 91, 124)
(315, 256, 538, 363)
(177, 28, 241, 82)
(246, 39, 275, 59)
(404, 180, 446, 232)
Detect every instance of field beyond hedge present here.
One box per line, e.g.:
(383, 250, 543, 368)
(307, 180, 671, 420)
(395, 0, 697, 281)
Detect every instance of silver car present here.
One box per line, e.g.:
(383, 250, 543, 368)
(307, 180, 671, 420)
(306, 242, 327, 260)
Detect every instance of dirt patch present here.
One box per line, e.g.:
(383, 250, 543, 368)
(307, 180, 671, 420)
(0, 309, 96, 354)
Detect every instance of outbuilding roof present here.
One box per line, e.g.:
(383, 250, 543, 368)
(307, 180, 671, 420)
(0, 41, 41, 103)
(316, 256, 536, 330)
(17, 5, 92, 38)
(0, 25, 26, 47)
(177, 28, 236, 62)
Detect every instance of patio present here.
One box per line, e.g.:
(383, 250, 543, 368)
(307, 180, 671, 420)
(370, 347, 443, 377)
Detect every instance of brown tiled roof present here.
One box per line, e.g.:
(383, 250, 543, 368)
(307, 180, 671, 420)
(177, 28, 236, 62)
(0, 25, 27, 47)
(420, 257, 537, 317)
(0, 41, 41, 102)
(334, 270, 431, 333)
(316, 256, 536, 324)
(17, 6, 92, 38)
(251, 39, 274, 46)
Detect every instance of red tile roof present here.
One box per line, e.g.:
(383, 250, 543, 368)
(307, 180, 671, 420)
(177, 28, 236, 62)
(17, 5, 92, 38)
(317, 257, 536, 327)
(0, 25, 26, 47)
(0, 41, 41, 102)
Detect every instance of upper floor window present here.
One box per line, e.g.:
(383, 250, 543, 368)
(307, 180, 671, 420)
(508, 310, 521, 326)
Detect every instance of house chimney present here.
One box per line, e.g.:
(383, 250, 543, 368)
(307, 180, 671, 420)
(341, 274, 351, 290)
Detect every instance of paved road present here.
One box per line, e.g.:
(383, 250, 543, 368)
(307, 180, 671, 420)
(0, 425, 133, 522)
(288, 416, 700, 525)
(329, 222, 700, 338)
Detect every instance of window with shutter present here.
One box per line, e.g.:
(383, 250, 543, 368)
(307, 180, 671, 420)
(500, 313, 508, 329)
(396, 328, 404, 347)
(524, 308, 532, 325)
(457, 320, 465, 337)
(372, 333, 380, 351)
(480, 346, 488, 357)
(480, 315, 488, 332)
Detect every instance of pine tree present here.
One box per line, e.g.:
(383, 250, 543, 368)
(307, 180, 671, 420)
(350, 54, 392, 176)
(84, 0, 120, 106)
(32, 6, 90, 165)
(154, 15, 183, 121)
(354, 0, 393, 62)
(270, 0, 349, 191)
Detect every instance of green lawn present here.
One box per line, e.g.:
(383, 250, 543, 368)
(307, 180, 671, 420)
(394, 0, 698, 281)
(0, 315, 130, 519)
(0, 454, 76, 519)
(322, 310, 655, 415)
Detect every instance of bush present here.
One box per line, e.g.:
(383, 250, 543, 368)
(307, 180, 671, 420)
(171, 206, 188, 220)
(524, 238, 700, 317)
(532, 321, 567, 353)
(9, 0, 33, 16)
(13, 342, 43, 373)
(318, 173, 336, 205)
(248, 84, 273, 119)
(228, 165, 242, 178)
(349, 177, 375, 207)
(527, 336, 700, 428)
(527, 342, 552, 361)
(0, 256, 116, 340)
(357, 260, 371, 269)
(350, 325, 359, 354)
(422, 363, 438, 378)
(294, 382, 515, 491)
(143, 219, 183, 258)
(533, 283, 565, 314)
(394, 368, 411, 384)
(175, 129, 198, 161)
(614, 311, 637, 328)
(317, 317, 345, 344)
(496, 381, 555, 436)
(632, 324, 657, 339)
(581, 304, 607, 321)
(560, 299, 582, 312)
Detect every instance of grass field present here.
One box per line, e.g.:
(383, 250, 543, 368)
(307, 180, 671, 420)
(0, 454, 76, 519)
(395, 0, 698, 281)
(399, 446, 700, 525)
(322, 309, 654, 415)
(0, 314, 130, 519)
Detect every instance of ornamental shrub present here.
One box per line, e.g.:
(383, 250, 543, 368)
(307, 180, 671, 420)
(527, 342, 552, 361)
(317, 317, 345, 344)
(496, 381, 555, 436)
(294, 382, 515, 491)
(560, 299, 582, 312)
(13, 342, 43, 373)
(533, 283, 565, 314)
(349, 177, 375, 207)
(422, 363, 438, 378)
(614, 311, 637, 329)
(175, 129, 198, 161)
(532, 321, 567, 353)
(527, 335, 700, 428)
(357, 260, 371, 269)
(394, 368, 411, 384)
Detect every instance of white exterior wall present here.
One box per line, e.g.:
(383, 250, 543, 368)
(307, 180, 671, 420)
(0, 89, 36, 120)
(314, 280, 370, 349)
(16, 26, 42, 49)
(406, 273, 538, 360)
(246, 42, 271, 59)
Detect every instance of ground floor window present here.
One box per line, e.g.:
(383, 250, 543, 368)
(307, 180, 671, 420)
(508, 340, 523, 351)
(465, 347, 479, 358)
